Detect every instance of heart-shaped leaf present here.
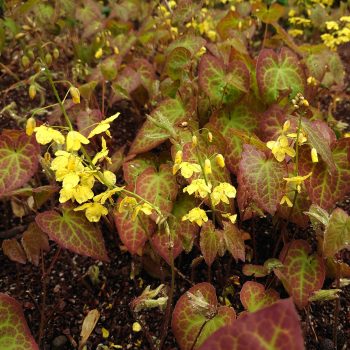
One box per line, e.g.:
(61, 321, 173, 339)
(200, 221, 219, 267)
(198, 299, 304, 350)
(199, 54, 250, 105)
(256, 48, 305, 104)
(240, 281, 279, 312)
(36, 205, 109, 261)
(259, 104, 288, 142)
(238, 144, 286, 215)
(112, 66, 140, 101)
(324, 208, 350, 258)
(0, 132, 39, 197)
(165, 35, 206, 55)
(218, 222, 245, 262)
(2, 239, 27, 264)
(210, 105, 258, 174)
(275, 240, 325, 308)
(77, 109, 102, 138)
(299, 138, 350, 209)
(172, 282, 236, 350)
(165, 47, 192, 81)
(129, 98, 186, 155)
(123, 155, 157, 186)
(151, 229, 183, 264)
(254, 3, 285, 24)
(0, 293, 39, 350)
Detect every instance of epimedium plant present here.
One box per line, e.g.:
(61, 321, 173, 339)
(0, 0, 350, 349)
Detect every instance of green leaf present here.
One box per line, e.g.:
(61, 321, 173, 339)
(275, 240, 325, 308)
(240, 281, 279, 312)
(123, 155, 157, 186)
(254, 3, 286, 24)
(238, 144, 286, 215)
(35, 206, 109, 261)
(299, 138, 350, 209)
(200, 221, 219, 267)
(256, 48, 305, 104)
(0, 293, 39, 350)
(172, 282, 236, 350)
(0, 132, 39, 197)
(135, 164, 178, 221)
(165, 34, 204, 55)
(199, 54, 250, 105)
(323, 208, 350, 258)
(198, 299, 304, 350)
(301, 118, 336, 173)
(112, 67, 140, 101)
(165, 47, 191, 81)
(210, 105, 258, 174)
(129, 98, 186, 155)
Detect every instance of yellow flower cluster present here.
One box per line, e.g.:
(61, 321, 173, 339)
(186, 8, 217, 42)
(321, 17, 350, 50)
(173, 134, 237, 226)
(32, 113, 124, 222)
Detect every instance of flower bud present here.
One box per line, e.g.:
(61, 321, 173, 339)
(208, 132, 213, 142)
(45, 53, 52, 66)
(192, 135, 198, 147)
(27, 49, 35, 60)
(53, 48, 59, 59)
(29, 84, 36, 100)
(204, 158, 212, 175)
(311, 148, 318, 163)
(215, 154, 225, 168)
(25, 117, 36, 136)
(175, 150, 182, 164)
(21, 55, 30, 68)
(95, 47, 103, 59)
(69, 86, 81, 104)
(114, 46, 120, 55)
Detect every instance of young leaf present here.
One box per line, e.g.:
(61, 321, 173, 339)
(240, 281, 279, 312)
(256, 48, 305, 104)
(198, 299, 304, 350)
(254, 3, 285, 24)
(323, 208, 350, 258)
(129, 98, 186, 155)
(275, 240, 325, 308)
(238, 144, 286, 215)
(210, 105, 258, 174)
(114, 197, 156, 255)
(172, 282, 236, 350)
(2, 239, 27, 264)
(299, 138, 350, 209)
(0, 293, 39, 350)
(0, 132, 39, 197)
(200, 221, 219, 267)
(199, 54, 250, 105)
(36, 205, 109, 262)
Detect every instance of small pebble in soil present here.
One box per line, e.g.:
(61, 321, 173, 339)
(52, 335, 68, 349)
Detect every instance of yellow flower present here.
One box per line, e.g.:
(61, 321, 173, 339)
(280, 195, 293, 207)
(88, 113, 120, 138)
(287, 131, 307, 145)
(74, 202, 108, 222)
(210, 182, 236, 206)
(192, 135, 198, 147)
(307, 76, 317, 86)
(118, 197, 152, 220)
(215, 154, 225, 168)
(283, 172, 312, 193)
(93, 187, 124, 204)
(132, 202, 153, 220)
(92, 137, 111, 165)
(95, 47, 103, 59)
(222, 213, 237, 224)
(51, 151, 84, 183)
(103, 170, 116, 186)
(340, 16, 350, 22)
(208, 132, 213, 142)
(174, 150, 182, 164)
(66, 131, 90, 151)
(69, 86, 80, 104)
(34, 125, 65, 145)
(182, 208, 208, 226)
(311, 148, 318, 163)
(288, 29, 303, 37)
(267, 135, 296, 162)
(325, 21, 339, 31)
(183, 179, 212, 198)
(26, 117, 36, 136)
(204, 159, 212, 175)
(73, 184, 94, 204)
(173, 162, 202, 179)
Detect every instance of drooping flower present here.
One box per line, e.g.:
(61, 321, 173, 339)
(222, 213, 237, 224)
(88, 113, 120, 138)
(210, 182, 236, 206)
(93, 187, 124, 204)
(26, 117, 36, 136)
(283, 172, 312, 193)
(267, 135, 296, 162)
(215, 154, 225, 168)
(311, 148, 319, 163)
(182, 207, 208, 226)
(66, 130, 89, 151)
(173, 162, 202, 179)
(280, 195, 293, 207)
(74, 202, 108, 222)
(34, 125, 65, 145)
(183, 179, 212, 198)
(204, 159, 212, 175)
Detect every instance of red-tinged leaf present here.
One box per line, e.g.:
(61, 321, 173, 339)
(21, 222, 49, 266)
(77, 109, 102, 138)
(323, 208, 350, 258)
(112, 66, 140, 101)
(198, 299, 304, 350)
(210, 105, 258, 174)
(0, 293, 39, 350)
(217, 11, 251, 40)
(275, 240, 325, 308)
(165, 35, 206, 55)
(114, 197, 156, 255)
(151, 229, 183, 264)
(165, 47, 192, 81)
(2, 239, 27, 264)
(123, 155, 157, 186)
(301, 118, 336, 173)
(135, 164, 178, 221)
(256, 48, 305, 104)
(242, 264, 268, 278)
(254, 3, 285, 24)
(259, 104, 287, 141)
(172, 282, 236, 350)
(0, 132, 39, 197)
(199, 55, 250, 105)
(218, 222, 245, 262)
(106, 145, 126, 173)
(299, 138, 350, 209)
(129, 98, 186, 155)
(200, 221, 219, 267)
(133, 58, 157, 97)
(35, 206, 109, 262)
(240, 281, 279, 312)
(238, 144, 286, 215)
